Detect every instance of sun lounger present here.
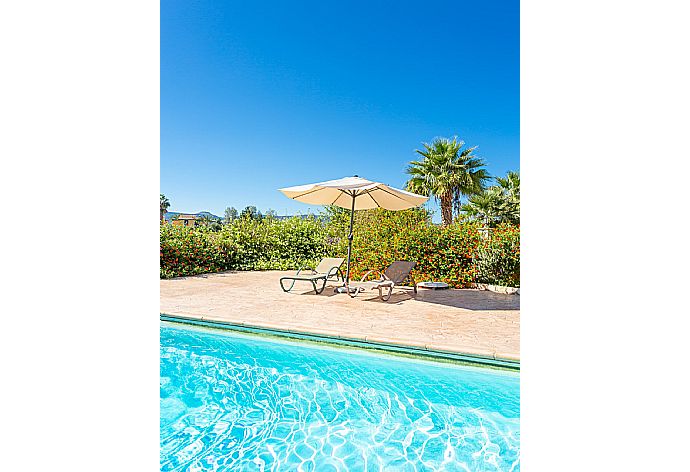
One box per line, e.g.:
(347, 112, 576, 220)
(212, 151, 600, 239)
(351, 261, 417, 301)
(279, 257, 345, 295)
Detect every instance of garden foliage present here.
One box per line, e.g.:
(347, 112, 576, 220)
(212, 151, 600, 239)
(474, 224, 520, 287)
(160, 216, 327, 278)
(160, 209, 520, 287)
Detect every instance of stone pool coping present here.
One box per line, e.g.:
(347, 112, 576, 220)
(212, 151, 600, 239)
(161, 314, 520, 370)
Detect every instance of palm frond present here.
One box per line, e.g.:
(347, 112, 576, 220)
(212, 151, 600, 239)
(404, 136, 491, 224)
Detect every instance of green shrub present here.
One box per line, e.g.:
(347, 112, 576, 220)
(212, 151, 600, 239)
(327, 208, 481, 288)
(474, 224, 520, 287)
(160, 209, 520, 287)
(160, 216, 327, 278)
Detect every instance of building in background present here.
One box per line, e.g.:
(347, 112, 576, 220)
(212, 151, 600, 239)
(164, 211, 221, 226)
(171, 214, 199, 227)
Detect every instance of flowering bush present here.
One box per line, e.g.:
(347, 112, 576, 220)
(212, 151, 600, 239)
(325, 208, 482, 288)
(160, 209, 520, 287)
(160, 225, 227, 278)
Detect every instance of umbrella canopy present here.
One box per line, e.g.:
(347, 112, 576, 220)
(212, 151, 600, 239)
(279, 176, 428, 211)
(279, 176, 428, 292)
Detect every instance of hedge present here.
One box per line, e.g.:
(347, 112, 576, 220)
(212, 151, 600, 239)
(160, 217, 328, 279)
(160, 211, 520, 287)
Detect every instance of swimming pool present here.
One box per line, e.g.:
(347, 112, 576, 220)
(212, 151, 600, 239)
(161, 322, 520, 471)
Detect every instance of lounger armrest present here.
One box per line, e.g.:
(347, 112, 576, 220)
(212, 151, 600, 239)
(296, 267, 317, 276)
(325, 266, 342, 280)
(359, 269, 385, 282)
(375, 280, 394, 287)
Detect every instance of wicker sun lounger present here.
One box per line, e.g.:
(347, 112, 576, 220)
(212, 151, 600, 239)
(279, 257, 345, 295)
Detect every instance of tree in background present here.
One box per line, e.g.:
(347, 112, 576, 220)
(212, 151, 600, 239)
(197, 214, 223, 231)
(461, 171, 520, 226)
(496, 171, 520, 210)
(264, 209, 277, 219)
(460, 187, 506, 227)
(160, 194, 170, 222)
(240, 206, 262, 220)
(406, 137, 490, 226)
(224, 207, 238, 224)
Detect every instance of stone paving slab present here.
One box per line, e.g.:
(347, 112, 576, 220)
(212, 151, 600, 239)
(160, 271, 520, 361)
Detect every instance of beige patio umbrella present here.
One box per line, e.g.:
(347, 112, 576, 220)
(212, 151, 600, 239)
(279, 175, 428, 292)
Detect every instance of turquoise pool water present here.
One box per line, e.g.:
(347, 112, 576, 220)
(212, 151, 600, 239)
(160, 323, 520, 471)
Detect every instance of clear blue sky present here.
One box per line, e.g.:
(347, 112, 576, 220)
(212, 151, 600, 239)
(161, 0, 519, 222)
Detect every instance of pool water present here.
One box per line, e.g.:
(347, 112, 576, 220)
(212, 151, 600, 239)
(160, 323, 520, 471)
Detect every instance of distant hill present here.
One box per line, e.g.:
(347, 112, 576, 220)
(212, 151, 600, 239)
(164, 211, 221, 221)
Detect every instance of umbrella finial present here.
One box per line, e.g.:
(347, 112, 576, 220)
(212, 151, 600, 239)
(354, 174, 359, 177)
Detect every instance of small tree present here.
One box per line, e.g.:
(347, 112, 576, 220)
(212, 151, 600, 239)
(160, 194, 170, 222)
(240, 206, 262, 220)
(224, 207, 238, 224)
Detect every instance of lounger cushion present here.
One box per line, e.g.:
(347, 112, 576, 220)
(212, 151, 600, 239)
(314, 257, 345, 274)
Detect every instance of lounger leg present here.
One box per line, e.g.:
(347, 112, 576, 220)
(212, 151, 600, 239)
(281, 278, 299, 292)
(348, 281, 361, 298)
(381, 285, 393, 302)
(315, 278, 327, 295)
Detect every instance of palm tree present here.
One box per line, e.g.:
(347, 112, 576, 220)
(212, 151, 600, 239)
(496, 171, 520, 204)
(406, 137, 490, 225)
(461, 170, 520, 226)
(461, 187, 506, 226)
(197, 214, 222, 230)
(496, 171, 520, 224)
(160, 194, 170, 222)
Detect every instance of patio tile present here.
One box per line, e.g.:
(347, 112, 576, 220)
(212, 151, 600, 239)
(161, 270, 520, 361)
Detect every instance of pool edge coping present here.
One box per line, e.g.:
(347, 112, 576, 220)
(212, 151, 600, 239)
(160, 313, 520, 371)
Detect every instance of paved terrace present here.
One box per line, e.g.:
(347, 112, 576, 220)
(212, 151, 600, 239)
(160, 271, 520, 362)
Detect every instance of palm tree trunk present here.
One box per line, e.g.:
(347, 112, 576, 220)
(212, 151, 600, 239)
(440, 193, 453, 226)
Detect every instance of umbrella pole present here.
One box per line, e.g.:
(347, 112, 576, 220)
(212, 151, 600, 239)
(344, 192, 356, 289)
